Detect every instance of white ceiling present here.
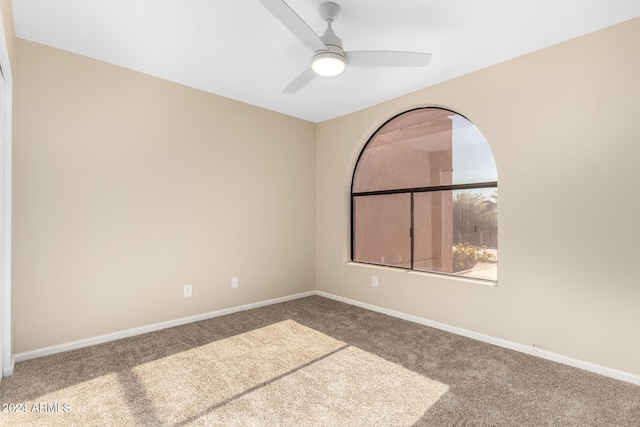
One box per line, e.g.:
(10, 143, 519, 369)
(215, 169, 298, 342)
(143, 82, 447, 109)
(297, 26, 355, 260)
(12, 0, 640, 123)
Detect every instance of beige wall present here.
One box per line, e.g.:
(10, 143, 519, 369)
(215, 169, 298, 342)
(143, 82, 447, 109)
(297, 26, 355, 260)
(14, 39, 316, 353)
(316, 17, 640, 375)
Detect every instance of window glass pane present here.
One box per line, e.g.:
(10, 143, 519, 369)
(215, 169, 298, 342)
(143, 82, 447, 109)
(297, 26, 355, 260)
(414, 188, 497, 280)
(353, 193, 411, 268)
(451, 115, 497, 184)
(353, 109, 497, 193)
(353, 109, 453, 193)
(413, 191, 453, 273)
(451, 188, 498, 280)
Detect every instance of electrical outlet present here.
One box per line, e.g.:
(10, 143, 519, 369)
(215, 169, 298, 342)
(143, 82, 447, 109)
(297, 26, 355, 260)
(372, 275, 379, 287)
(231, 276, 239, 289)
(184, 284, 192, 297)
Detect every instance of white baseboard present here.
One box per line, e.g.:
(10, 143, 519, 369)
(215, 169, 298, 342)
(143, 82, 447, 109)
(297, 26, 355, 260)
(12, 289, 640, 387)
(14, 291, 316, 363)
(315, 291, 640, 386)
(3, 355, 14, 377)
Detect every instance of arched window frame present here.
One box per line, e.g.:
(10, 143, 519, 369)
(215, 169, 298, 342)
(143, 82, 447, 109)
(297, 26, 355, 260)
(350, 107, 498, 282)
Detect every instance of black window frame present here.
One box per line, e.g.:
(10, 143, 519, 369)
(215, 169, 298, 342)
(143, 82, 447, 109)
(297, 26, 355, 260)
(350, 107, 498, 280)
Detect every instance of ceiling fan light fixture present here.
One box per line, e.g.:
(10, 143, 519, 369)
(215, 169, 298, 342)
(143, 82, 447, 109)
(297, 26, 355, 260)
(311, 51, 346, 77)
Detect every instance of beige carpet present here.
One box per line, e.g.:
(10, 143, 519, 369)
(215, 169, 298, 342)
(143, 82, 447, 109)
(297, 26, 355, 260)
(2, 296, 639, 426)
(1, 319, 447, 426)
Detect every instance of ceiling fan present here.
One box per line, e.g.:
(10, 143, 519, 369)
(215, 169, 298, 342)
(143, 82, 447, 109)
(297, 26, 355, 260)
(259, 0, 432, 93)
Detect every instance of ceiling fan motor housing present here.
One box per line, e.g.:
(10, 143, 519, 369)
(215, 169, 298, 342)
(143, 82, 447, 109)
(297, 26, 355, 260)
(316, 26, 344, 58)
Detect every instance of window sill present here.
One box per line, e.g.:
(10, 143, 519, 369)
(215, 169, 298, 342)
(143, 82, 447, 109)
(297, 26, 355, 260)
(346, 261, 498, 287)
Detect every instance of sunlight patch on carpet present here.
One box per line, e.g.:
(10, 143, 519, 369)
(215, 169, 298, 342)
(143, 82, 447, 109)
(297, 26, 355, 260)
(190, 344, 450, 426)
(3, 320, 448, 426)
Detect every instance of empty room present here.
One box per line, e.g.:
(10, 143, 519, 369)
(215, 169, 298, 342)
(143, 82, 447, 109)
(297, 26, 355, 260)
(1, 0, 639, 425)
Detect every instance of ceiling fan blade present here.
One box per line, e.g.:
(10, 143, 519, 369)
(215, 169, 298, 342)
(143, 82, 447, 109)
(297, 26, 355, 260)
(345, 51, 432, 68)
(259, 0, 327, 52)
(283, 67, 316, 93)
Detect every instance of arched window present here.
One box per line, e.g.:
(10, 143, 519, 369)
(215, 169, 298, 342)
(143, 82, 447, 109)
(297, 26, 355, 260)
(351, 108, 498, 281)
